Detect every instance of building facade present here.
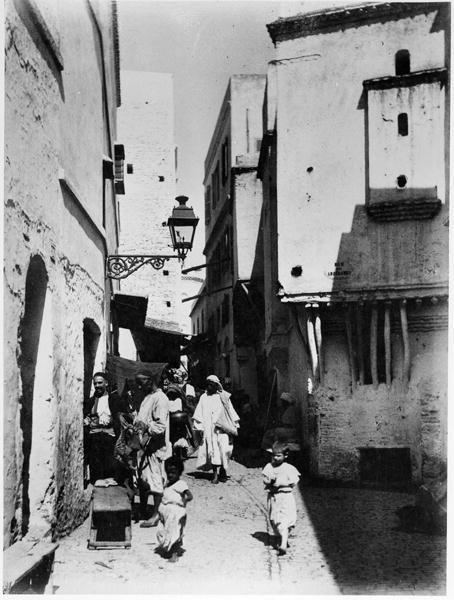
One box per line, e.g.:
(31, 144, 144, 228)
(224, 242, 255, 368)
(195, 75, 266, 402)
(257, 2, 449, 485)
(113, 71, 185, 366)
(4, 0, 121, 545)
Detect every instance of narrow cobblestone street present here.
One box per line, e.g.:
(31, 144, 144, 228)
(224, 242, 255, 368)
(52, 457, 446, 595)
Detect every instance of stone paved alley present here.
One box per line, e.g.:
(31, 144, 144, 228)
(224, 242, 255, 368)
(52, 457, 446, 595)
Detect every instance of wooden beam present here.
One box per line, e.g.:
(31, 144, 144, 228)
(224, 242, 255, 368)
(384, 302, 392, 388)
(355, 303, 365, 385)
(400, 299, 410, 389)
(370, 303, 379, 389)
(307, 312, 319, 382)
(344, 305, 356, 392)
(314, 311, 324, 385)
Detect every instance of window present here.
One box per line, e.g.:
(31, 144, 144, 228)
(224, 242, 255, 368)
(211, 163, 220, 210)
(395, 49, 410, 76)
(114, 144, 125, 194)
(220, 228, 230, 272)
(197, 317, 200, 335)
(398, 113, 408, 136)
(212, 244, 222, 287)
(201, 309, 205, 333)
(205, 185, 211, 224)
(222, 138, 229, 183)
(208, 315, 215, 336)
(222, 294, 230, 326)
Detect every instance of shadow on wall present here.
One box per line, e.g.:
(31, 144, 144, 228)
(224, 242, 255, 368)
(12, 0, 65, 100)
(330, 201, 447, 298)
(17, 255, 48, 540)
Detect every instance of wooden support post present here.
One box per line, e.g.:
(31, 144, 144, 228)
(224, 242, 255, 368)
(111, 300, 119, 357)
(370, 303, 378, 389)
(400, 299, 410, 389)
(355, 303, 365, 385)
(344, 304, 356, 392)
(384, 302, 392, 388)
(314, 311, 324, 386)
(307, 311, 319, 382)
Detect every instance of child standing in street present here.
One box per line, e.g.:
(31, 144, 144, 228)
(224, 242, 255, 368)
(156, 456, 193, 561)
(262, 441, 300, 555)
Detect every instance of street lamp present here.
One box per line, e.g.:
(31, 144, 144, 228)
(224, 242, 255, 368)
(168, 195, 199, 260)
(106, 195, 199, 279)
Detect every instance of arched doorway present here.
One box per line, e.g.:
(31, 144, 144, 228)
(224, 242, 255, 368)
(18, 255, 49, 537)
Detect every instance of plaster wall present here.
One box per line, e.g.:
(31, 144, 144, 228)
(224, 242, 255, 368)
(181, 276, 205, 336)
(4, 0, 118, 545)
(286, 319, 312, 448)
(230, 75, 266, 162)
(260, 138, 289, 349)
(117, 71, 183, 333)
(202, 76, 266, 398)
(204, 92, 230, 243)
(272, 10, 448, 295)
(367, 83, 445, 200)
(233, 170, 264, 281)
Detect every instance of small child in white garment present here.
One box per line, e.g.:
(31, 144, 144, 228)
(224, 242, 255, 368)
(262, 441, 300, 555)
(156, 456, 193, 561)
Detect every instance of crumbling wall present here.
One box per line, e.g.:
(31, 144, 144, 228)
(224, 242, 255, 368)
(4, 198, 107, 544)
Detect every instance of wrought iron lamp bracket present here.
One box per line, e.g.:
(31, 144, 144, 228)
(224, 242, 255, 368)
(106, 254, 181, 279)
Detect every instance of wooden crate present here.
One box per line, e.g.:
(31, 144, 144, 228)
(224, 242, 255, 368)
(88, 486, 132, 550)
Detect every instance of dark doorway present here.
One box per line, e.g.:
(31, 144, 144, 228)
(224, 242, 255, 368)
(83, 319, 101, 401)
(18, 255, 48, 536)
(359, 447, 412, 490)
(83, 318, 101, 488)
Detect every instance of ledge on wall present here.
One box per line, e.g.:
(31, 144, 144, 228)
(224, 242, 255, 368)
(366, 198, 442, 221)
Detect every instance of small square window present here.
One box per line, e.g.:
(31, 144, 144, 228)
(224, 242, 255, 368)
(398, 113, 408, 136)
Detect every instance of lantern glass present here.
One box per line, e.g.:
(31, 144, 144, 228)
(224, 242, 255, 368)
(167, 196, 199, 259)
(172, 224, 195, 247)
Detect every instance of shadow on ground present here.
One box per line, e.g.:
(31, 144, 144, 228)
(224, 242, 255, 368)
(233, 445, 268, 469)
(186, 471, 213, 481)
(299, 483, 446, 594)
(251, 531, 272, 547)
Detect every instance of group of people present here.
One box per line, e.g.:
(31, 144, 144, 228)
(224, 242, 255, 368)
(84, 370, 301, 558)
(83, 370, 242, 560)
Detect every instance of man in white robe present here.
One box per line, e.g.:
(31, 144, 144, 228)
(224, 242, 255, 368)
(192, 375, 240, 483)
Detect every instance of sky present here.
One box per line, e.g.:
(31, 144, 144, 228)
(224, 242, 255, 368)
(117, 0, 283, 266)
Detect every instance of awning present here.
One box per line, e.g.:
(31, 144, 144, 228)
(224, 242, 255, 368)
(113, 294, 184, 336)
(112, 294, 147, 330)
(180, 333, 212, 354)
(106, 354, 168, 394)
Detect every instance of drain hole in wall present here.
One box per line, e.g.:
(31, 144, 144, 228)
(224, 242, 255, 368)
(291, 265, 303, 277)
(397, 174, 407, 188)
